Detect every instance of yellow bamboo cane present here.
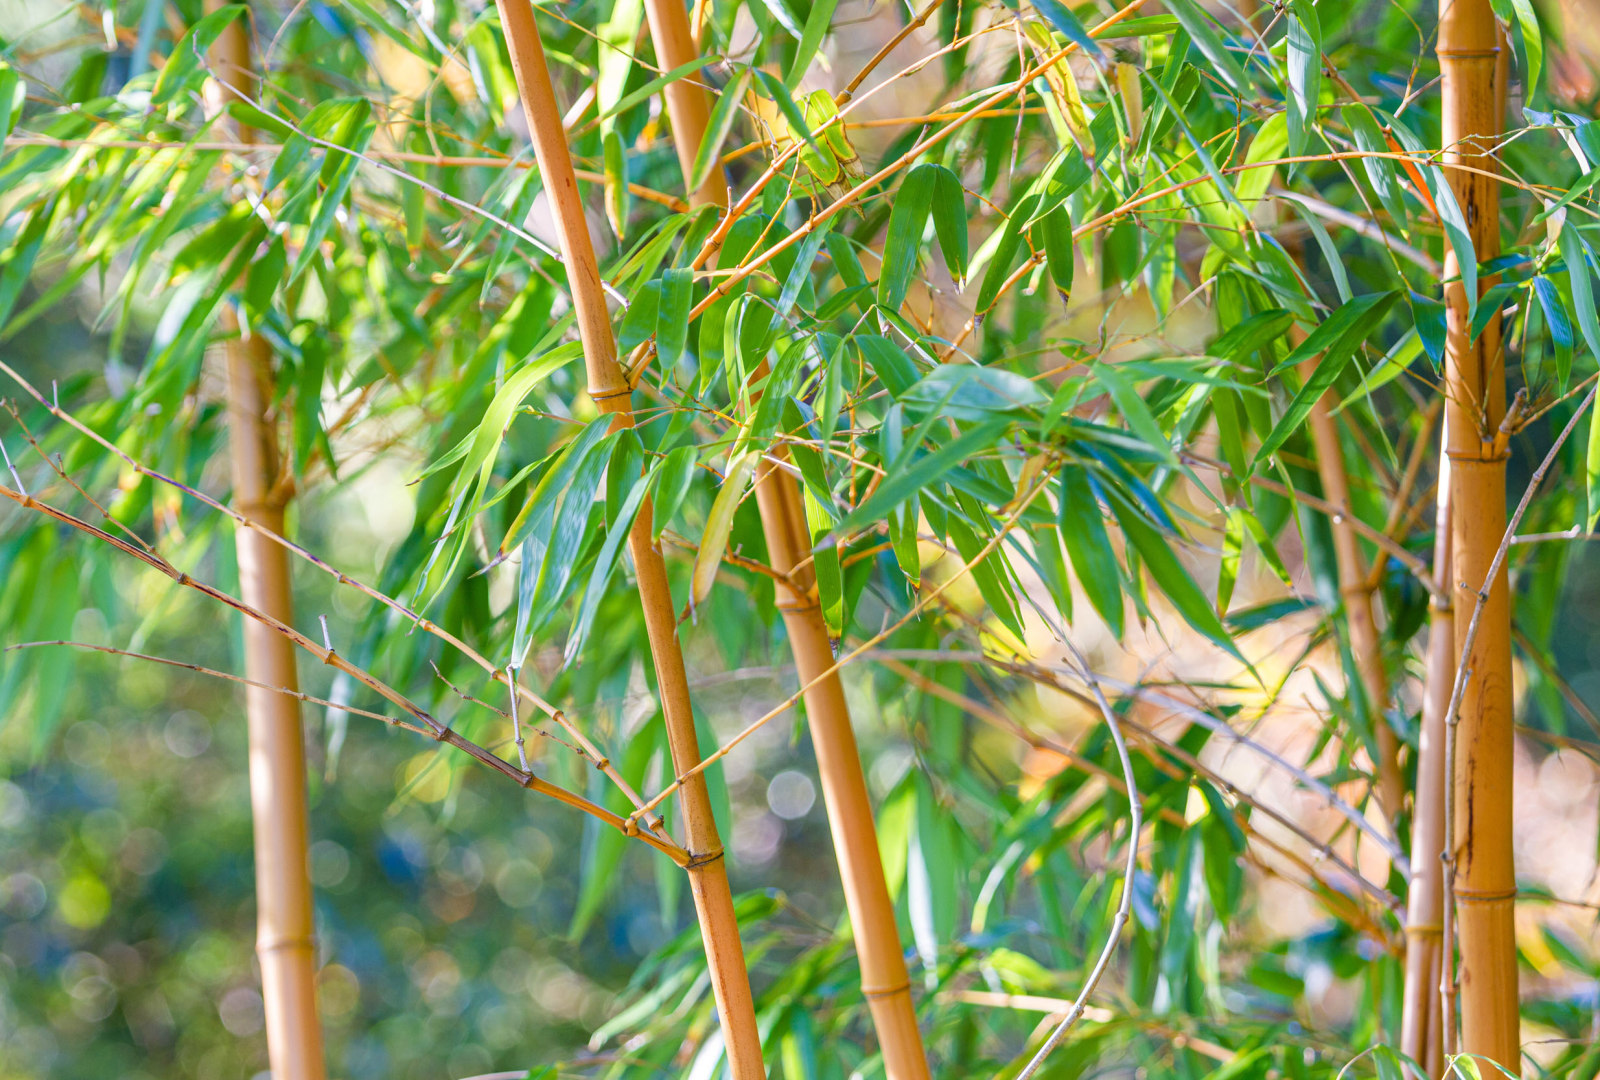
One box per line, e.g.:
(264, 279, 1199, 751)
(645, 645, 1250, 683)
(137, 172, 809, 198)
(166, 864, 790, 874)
(490, 3, 766, 1075)
(633, 0, 933, 1073)
(1402, 442, 1451, 1078)
(204, 6, 327, 1077)
(1437, 0, 1519, 1068)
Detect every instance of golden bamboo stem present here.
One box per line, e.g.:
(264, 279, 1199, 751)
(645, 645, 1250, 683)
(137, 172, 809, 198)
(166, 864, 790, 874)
(751, 471, 932, 1078)
(1402, 442, 1451, 1078)
(1294, 342, 1403, 821)
(641, 0, 723, 209)
(490, 3, 766, 1075)
(1438, 0, 1519, 1068)
(633, 0, 932, 1072)
(205, 8, 326, 1077)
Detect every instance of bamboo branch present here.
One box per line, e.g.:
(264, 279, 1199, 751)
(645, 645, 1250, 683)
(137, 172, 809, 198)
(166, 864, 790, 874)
(0, 481, 688, 864)
(0, 361, 666, 838)
(1014, 645, 1140, 1080)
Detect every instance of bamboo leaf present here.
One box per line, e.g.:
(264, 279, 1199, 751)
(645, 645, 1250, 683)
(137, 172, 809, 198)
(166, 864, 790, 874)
(657, 267, 693, 370)
(1560, 223, 1600, 361)
(1256, 292, 1398, 464)
(1109, 490, 1242, 659)
(152, 4, 244, 105)
(1057, 466, 1124, 638)
(930, 165, 969, 285)
(689, 67, 750, 194)
(787, 0, 840, 87)
(1165, 0, 1249, 94)
(1285, 0, 1321, 157)
(567, 468, 654, 661)
(690, 451, 758, 610)
(834, 418, 1009, 537)
(1025, 0, 1103, 60)
(879, 164, 939, 312)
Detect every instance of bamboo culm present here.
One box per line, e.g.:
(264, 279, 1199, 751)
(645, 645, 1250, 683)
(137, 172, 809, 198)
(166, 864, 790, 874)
(205, 7, 328, 1077)
(634, 0, 932, 1072)
(489, 3, 766, 1075)
(1437, 0, 1519, 1067)
(1401, 442, 1451, 1078)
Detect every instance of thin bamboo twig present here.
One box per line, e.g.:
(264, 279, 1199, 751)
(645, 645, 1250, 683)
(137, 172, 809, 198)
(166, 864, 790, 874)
(0, 481, 689, 865)
(1014, 645, 1141, 1080)
(1179, 449, 1440, 594)
(489, 3, 766, 1075)
(204, 9, 325, 1073)
(6, 640, 433, 734)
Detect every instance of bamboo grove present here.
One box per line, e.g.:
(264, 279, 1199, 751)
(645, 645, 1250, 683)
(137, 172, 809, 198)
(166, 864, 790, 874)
(0, 0, 1597, 1077)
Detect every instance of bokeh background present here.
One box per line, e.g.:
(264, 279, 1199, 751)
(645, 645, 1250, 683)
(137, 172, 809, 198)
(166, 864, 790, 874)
(0, 1, 1598, 1079)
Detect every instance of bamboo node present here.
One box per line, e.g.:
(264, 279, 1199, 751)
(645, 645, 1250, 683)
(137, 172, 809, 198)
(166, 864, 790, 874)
(589, 385, 634, 403)
(256, 933, 317, 955)
(1452, 885, 1517, 904)
(1443, 449, 1509, 465)
(592, 756, 610, 770)
(861, 979, 912, 1000)
(1403, 922, 1444, 936)
(683, 847, 726, 870)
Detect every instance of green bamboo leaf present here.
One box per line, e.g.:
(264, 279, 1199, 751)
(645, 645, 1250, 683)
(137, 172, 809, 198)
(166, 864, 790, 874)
(1109, 490, 1242, 659)
(151, 4, 244, 105)
(690, 67, 751, 194)
(1343, 107, 1409, 229)
(1587, 411, 1600, 532)
(657, 266, 693, 370)
(857, 334, 921, 398)
(1057, 466, 1124, 638)
(567, 467, 653, 662)
(1492, 0, 1542, 100)
(754, 69, 820, 153)
(878, 164, 939, 312)
(930, 165, 969, 285)
(975, 195, 1035, 315)
(1559, 223, 1600, 361)
(787, 0, 840, 87)
(1092, 361, 1174, 464)
(1165, 0, 1249, 94)
(1257, 292, 1398, 464)
(691, 451, 758, 610)
(1037, 202, 1074, 304)
(603, 130, 630, 238)
(1426, 164, 1479, 320)
(1285, 0, 1321, 157)
(652, 444, 699, 538)
(1026, 0, 1103, 60)
(594, 57, 712, 128)
(947, 505, 1025, 640)
(834, 418, 1009, 537)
